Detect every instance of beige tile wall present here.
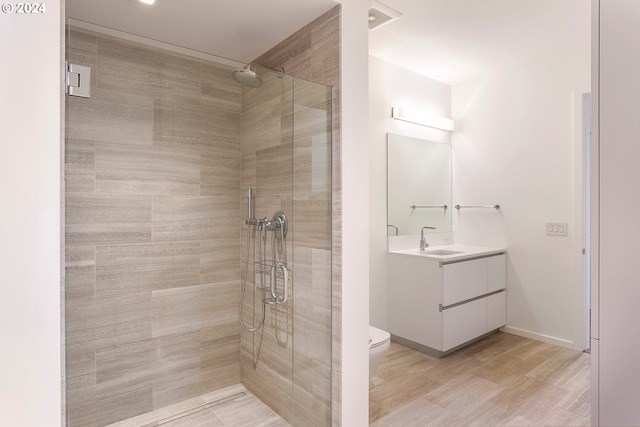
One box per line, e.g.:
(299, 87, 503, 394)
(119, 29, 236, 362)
(65, 28, 243, 427)
(66, 4, 340, 425)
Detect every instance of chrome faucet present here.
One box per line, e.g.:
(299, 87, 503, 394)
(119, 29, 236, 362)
(420, 226, 436, 251)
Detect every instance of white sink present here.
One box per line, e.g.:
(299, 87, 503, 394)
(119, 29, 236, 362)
(422, 249, 463, 256)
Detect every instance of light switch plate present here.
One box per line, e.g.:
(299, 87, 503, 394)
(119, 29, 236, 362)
(546, 222, 568, 236)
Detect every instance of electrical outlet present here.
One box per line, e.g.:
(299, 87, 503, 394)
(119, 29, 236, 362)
(546, 222, 568, 236)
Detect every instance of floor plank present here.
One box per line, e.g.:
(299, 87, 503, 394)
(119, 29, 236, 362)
(370, 332, 590, 426)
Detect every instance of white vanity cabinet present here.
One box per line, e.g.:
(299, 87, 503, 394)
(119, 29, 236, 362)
(387, 248, 506, 357)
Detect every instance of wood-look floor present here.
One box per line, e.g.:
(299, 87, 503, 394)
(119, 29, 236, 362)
(370, 332, 590, 426)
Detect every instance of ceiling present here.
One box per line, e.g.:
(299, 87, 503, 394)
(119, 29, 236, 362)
(66, 0, 338, 65)
(369, 0, 591, 85)
(66, 0, 590, 86)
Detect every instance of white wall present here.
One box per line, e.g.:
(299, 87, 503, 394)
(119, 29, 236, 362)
(336, 0, 370, 425)
(451, 47, 590, 350)
(594, 0, 640, 424)
(0, 1, 63, 426)
(369, 56, 451, 329)
(370, 48, 590, 350)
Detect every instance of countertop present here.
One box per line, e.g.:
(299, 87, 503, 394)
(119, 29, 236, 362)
(389, 244, 506, 262)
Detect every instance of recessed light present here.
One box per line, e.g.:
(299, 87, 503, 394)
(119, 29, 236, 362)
(139, 0, 155, 5)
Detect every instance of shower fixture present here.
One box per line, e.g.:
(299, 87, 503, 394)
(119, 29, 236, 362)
(232, 64, 284, 88)
(239, 188, 290, 332)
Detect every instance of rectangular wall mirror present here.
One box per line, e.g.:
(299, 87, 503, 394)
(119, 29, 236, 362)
(387, 133, 452, 236)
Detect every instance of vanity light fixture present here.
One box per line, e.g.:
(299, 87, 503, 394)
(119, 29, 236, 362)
(139, 0, 155, 5)
(391, 106, 455, 131)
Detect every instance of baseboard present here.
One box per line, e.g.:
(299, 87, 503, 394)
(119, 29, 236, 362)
(500, 326, 577, 350)
(391, 329, 501, 358)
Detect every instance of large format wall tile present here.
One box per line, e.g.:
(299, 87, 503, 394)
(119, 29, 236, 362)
(96, 37, 202, 100)
(65, 246, 95, 301)
(293, 197, 331, 251)
(65, 291, 153, 405)
(152, 195, 235, 242)
(67, 88, 153, 147)
(67, 388, 154, 427)
(66, 292, 153, 354)
(201, 322, 241, 371)
(95, 144, 201, 196)
(66, 194, 152, 246)
(201, 150, 242, 197)
(67, 29, 97, 68)
(255, 143, 293, 199)
(66, 27, 243, 427)
(95, 339, 159, 401)
(95, 242, 200, 296)
(153, 97, 241, 154)
(200, 237, 240, 284)
(65, 138, 95, 193)
(201, 63, 244, 112)
(293, 102, 332, 195)
(151, 281, 238, 338)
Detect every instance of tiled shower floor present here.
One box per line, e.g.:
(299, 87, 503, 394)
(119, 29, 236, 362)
(107, 384, 289, 427)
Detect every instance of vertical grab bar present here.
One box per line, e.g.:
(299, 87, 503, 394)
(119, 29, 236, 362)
(264, 211, 289, 304)
(280, 264, 288, 303)
(269, 262, 289, 303)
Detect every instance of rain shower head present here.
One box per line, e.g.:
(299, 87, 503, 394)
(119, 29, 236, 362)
(233, 66, 262, 88)
(232, 64, 284, 88)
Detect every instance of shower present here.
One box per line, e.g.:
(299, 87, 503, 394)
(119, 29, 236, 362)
(232, 63, 285, 88)
(234, 63, 288, 334)
(64, 21, 333, 424)
(239, 187, 289, 332)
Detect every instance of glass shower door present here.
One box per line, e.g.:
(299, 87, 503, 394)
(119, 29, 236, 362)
(238, 67, 333, 426)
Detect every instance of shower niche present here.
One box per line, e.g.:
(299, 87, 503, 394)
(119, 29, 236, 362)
(64, 19, 333, 427)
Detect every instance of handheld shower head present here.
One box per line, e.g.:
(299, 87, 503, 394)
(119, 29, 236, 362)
(232, 64, 284, 88)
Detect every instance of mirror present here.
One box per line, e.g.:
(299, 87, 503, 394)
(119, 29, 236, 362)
(387, 133, 452, 235)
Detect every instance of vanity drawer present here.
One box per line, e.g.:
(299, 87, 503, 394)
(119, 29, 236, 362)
(442, 297, 487, 351)
(441, 254, 506, 306)
(442, 257, 487, 305)
(442, 290, 506, 351)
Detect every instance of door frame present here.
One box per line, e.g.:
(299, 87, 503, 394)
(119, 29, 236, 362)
(573, 87, 592, 351)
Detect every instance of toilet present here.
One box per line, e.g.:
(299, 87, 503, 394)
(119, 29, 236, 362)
(369, 325, 391, 379)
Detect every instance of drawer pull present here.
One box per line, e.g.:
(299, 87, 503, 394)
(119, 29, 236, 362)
(439, 289, 505, 312)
